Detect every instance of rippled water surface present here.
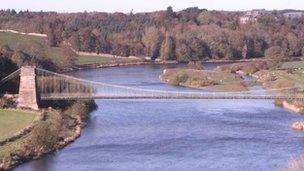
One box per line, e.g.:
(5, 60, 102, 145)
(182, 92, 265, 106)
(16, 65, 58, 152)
(15, 64, 304, 171)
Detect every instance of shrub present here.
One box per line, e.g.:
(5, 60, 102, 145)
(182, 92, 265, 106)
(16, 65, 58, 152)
(242, 65, 258, 75)
(0, 97, 16, 108)
(172, 72, 189, 85)
(230, 64, 242, 73)
(28, 121, 60, 152)
(274, 99, 283, 107)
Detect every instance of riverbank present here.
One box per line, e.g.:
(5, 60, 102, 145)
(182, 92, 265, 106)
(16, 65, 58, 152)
(59, 58, 180, 73)
(159, 61, 304, 114)
(219, 62, 304, 114)
(0, 100, 96, 170)
(281, 101, 304, 114)
(254, 69, 304, 114)
(71, 57, 271, 72)
(71, 60, 177, 71)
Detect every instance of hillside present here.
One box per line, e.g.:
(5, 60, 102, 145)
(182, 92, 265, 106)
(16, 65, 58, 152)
(0, 31, 143, 69)
(0, 32, 73, 69)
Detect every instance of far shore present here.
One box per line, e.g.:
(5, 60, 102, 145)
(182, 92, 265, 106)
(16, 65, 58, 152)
(64, 56, 272, 73)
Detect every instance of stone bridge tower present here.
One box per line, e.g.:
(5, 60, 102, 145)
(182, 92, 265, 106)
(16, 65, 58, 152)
(17, 66, 39, 110)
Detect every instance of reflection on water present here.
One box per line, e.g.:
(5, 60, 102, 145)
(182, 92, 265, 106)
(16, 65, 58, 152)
(14, 64, 304, 171)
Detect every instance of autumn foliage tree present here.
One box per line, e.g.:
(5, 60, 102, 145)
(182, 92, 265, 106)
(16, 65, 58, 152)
(142, 27, 163, 59)
(160, 32, 175, 61)
(265, 46, 288, 69)
(0, 8, 304, 62)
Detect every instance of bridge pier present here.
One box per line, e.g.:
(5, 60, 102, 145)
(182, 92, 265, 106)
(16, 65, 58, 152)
(17, 66, 39, 110)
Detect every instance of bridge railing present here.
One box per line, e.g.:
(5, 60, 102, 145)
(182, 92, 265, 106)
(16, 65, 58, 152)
(34, 67, 304, 101)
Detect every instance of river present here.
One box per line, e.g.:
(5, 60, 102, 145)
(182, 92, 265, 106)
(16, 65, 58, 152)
(15, 64, 304, 171)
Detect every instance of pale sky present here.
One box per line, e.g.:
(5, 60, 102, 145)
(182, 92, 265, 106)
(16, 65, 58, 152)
(1, 0, 304, 13)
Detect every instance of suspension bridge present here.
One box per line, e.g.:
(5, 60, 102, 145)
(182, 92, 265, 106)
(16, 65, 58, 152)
(1, 66, 304, 110)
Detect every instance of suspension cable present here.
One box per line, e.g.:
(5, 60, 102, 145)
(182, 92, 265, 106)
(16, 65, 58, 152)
(35, 67, 303, 96)
(0, 69, 21, 87)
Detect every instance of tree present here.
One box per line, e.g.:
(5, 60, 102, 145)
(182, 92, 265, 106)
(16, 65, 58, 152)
(160, 32, 175, 61)
(27, 43, 47, 60)
(46, 18, 65, 47)
(69, 34, 81, 51)
(188, 38, 210, 61)
(242, 38, 255, 59)
(175, 39, 191, 62)
(257, 14, 276, 28)
(166, 6, 174, 18)
(287, 33, 302, 56)
(62, 46, 77, 67)
(265, 46, 287, 69)
(177, 7, 201, 23)
(29, 122, 60, 151)
(78, 29, 96, 52)
(301, 47, 304, 56)
(0, 45, 13, 58)
(11, 50, 32, 67)
(91, 29, 111, 53)
(47, 31, 56, 47)
(142, 27, 163, 59)
(197, 11, 213, 25)
(242, 44, 248, 59)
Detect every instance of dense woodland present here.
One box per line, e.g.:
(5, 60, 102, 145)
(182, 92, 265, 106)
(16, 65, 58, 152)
(0, 7, 304, 63)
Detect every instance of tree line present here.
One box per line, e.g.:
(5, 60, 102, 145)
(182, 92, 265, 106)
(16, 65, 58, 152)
(0, 7, 304, 62)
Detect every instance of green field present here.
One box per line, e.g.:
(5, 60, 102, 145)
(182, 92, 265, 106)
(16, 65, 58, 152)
(0, 110, 57, 166)
(281, 61, 304, 69)
(255, 69, 304, 91)
(277, 70, 304, 86)
(0, 32, 69, 68)
(0, 32, 144, 67)
(76, 55, 143, 65)
(0, 110, 36, 141)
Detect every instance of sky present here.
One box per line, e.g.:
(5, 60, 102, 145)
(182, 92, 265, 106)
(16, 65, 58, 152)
(1, 0, 304, 13)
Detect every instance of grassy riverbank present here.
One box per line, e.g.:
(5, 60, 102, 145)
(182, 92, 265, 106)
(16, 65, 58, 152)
(0, 110, 36, 141)
(214, 61, 268, 75)
(159, 61, 269, 92)
(160, 61, 304, 114)
(0, 100, 96, 170)
(281, 60, 304, 69)
(254, 69, 304, 89)
(253, 68, 304, 114)
(160, 68, 248, 92)
(216, 61, 304, 113)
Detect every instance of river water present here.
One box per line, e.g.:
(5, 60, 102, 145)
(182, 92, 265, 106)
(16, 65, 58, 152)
(15, 64, 304, 171)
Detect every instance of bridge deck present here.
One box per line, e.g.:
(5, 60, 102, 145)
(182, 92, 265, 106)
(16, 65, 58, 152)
(35, 67, 304, 102)
(40, 94, 304, 100)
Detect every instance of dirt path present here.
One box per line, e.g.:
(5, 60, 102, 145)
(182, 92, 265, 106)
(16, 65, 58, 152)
(0, 29, 47, 37)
